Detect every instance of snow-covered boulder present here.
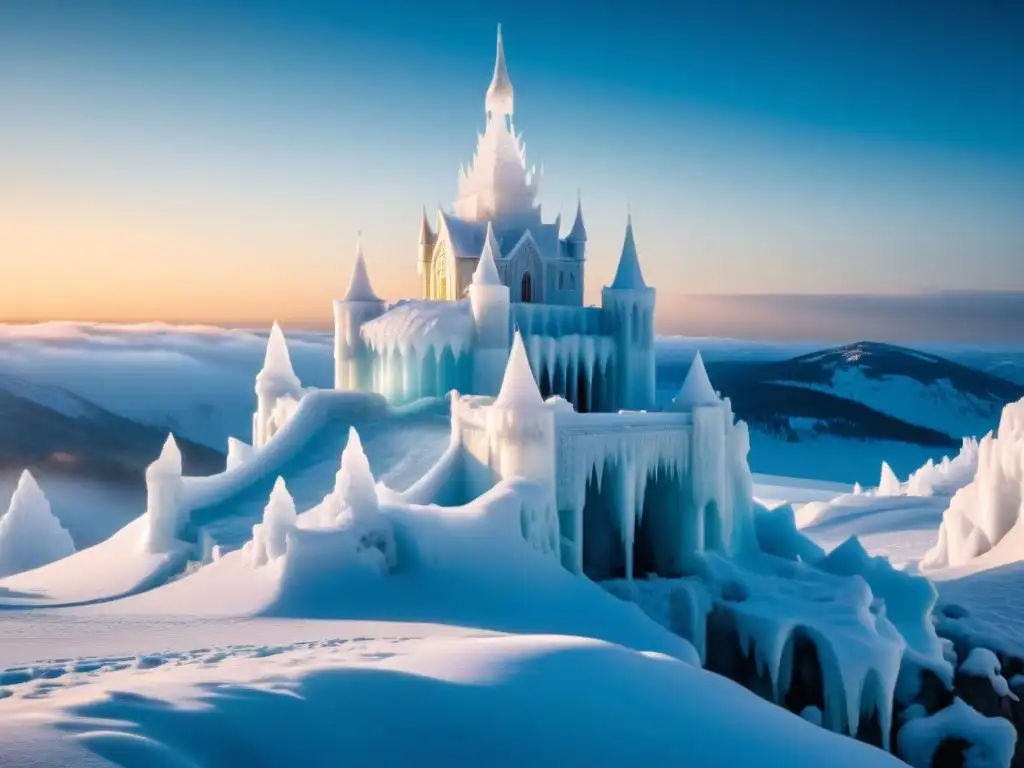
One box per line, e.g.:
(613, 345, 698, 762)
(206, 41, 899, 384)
(245, 476, 297, 567)
(897, 698, 1016, 768)
(922, 397, 1024, 571)
(0, 470, 75, 578)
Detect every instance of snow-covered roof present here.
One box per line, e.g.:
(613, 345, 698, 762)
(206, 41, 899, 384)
(485, 24, 514, 116)
(361, 300, 474, 358)
(495, 331, 543, 409)
(669, 352, 720, 410)
(567, 192, 587, 243)
(609, 215, 648, 290)
(342, 236, 381, 303)
(438, 211, 561, 264)
(473, 223, 503, 286)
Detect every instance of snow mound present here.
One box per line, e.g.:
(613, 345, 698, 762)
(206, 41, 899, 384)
(0, 634, 905, 768)
(0, 471, 75, 578)
(897, 698, 1016, 768)
(906, 438, 979, 497)
(922, 397, 1024, 572)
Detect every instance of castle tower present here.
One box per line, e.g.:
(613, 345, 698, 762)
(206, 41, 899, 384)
(469, 221, 511, 395)
(333, 234, 386, 390)
(254, 322, 303, 448)
(564, 191, 588, 303)
(487, 330, 555, 490)
(667, 351, 730, 556)
(417, 207, 435, 300)
(601, 213, 656, 411)
(454, 25, 540, 223)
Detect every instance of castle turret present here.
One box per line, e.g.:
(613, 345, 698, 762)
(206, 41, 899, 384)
(666, 350, 730, 555)
(470, 222, 511, 395)
(254, 322, 303, 449)
(601, 212, 656, 411)
(487, 330, 555, 491)
(333, 234, 386, 391)
(417, 207, 435, 299)
(562, 190, 587, 303)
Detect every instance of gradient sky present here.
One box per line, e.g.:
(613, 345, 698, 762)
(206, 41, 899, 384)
(1, 0, 1022, 340)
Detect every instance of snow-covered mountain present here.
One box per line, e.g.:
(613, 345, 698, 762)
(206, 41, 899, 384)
(0, 372, 225, 485)
(691, 342, 1023, 446)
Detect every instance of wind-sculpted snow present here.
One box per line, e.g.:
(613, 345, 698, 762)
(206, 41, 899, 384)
(0, 392, 450, 608)
(922, 397, 1024, 572)
(0, 634, 906, 768)
(906, 437, 979, 497)
(0, 471, 76, 579)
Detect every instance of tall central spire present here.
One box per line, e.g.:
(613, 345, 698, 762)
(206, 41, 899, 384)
(485, 24, 514, 117)
(454, 24, 539, 222)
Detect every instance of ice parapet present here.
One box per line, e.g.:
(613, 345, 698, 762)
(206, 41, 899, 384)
(922, 397, 1024, 571)
(0, 470, 76, 578)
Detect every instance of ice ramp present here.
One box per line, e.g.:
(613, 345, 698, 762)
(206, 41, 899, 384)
(0, 392, 452, 609)
(187, 391, 452, 552)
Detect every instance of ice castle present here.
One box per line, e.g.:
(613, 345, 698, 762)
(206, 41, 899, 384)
(332, 25, 655, 415)
(253, 26, 755, 582)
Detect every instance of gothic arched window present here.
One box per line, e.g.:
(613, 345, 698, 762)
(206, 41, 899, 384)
(521, 271, 533, 303)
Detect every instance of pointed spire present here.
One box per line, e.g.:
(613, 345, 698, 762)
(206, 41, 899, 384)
(473, 222, 503, 286)
(261, 322, 298, 379)
(495, 330, 543, 409)
(670, 352, 720, 410)
(342, 232, 381, 302)
(418, 206, 434, 245)
(568, 189, 587, 242)
(152, 433, 183, 475)
(485, 23, 514, 117)
(334, 427, 379, 515)
(609, 212, 648, 290)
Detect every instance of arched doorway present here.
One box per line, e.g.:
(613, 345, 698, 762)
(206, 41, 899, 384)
(521, 271, 533, 303)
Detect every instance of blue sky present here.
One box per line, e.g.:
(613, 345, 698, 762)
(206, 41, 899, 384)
(0, 0, 1021, 340)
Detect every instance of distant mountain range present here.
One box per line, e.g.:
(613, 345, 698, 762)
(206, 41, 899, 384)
(0, 373, 225, 485)
(1, 339, 1019, 489)
(660, 341, 1024, 447)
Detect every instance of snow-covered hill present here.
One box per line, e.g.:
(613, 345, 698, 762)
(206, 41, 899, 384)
(734, 341, 1022, 441)
(0, 372, 225, 485)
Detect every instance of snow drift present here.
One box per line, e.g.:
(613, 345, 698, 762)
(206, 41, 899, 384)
(922, 397, 1024, 571)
